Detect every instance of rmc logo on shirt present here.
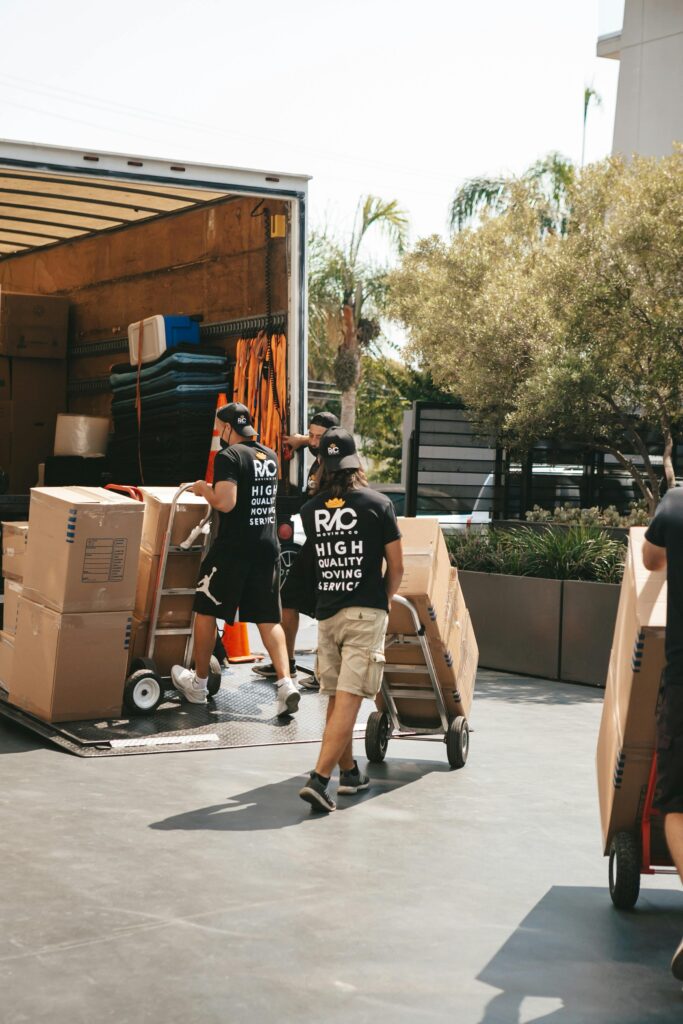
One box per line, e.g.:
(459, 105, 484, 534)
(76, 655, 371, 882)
(315, 499, 358, 532)
(254, 456, 278, 479)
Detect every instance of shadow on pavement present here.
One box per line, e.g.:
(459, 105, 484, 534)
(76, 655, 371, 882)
(475, 671, 605, 706)
(477, 885, 683, 1023)
(149, 757, 450, 833)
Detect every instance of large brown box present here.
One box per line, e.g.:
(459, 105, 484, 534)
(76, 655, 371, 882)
(2, 579, 22, 635)
(0, 356, 9, 400)
(0, 290, 69, 359)
(1, 521, 28, 581)
(11, 596, 130, 722)
(23, 487, 143, 613)
(596, 528, 667, 853)
(391, 517, 453, 641)
(139, 486, 209, 555)
(1, 359, 68, 493)
(134, 548, 202, 623)
(129, 616, 188, 678)
(0, 629, 14, 690)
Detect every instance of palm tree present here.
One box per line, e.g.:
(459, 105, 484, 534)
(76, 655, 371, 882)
(308, 195, 409, 432)
(448, 152, 575, 236)
(582, 86, 602, 167)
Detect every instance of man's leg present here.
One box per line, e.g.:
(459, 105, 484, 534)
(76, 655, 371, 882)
(315, 691, 363, 777)
(665, 814, 683, 882)
(257, 622, 300, 716)
(194, 613, 218, 679)
(282, 607, 300, 661)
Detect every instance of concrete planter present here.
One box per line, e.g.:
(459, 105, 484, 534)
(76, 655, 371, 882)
(459, 571, 563, 679)
(560, 580, 620, 687)
(458, 571, 620, 686)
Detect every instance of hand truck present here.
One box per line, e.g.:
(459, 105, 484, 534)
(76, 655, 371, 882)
(608, 752, 678, 909)
(109, 483, 221, 715)
(364, 594, 472, 770)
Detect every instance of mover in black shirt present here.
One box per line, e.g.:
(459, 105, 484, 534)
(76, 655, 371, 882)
(644, 487, 683, 979)
(254, 410, 339, 687)
(171, 402, 299, 718)
(298, 428, 403, 812)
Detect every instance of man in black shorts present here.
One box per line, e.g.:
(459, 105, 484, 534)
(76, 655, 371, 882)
(643, 487, 683, 979)
(254, 410, 339, 687)
(171, 402, 299, 717)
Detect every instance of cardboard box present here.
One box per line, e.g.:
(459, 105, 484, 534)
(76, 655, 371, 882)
(1, 521, 29, 581)
(11, 596, 130, 722)
(0, 356, 9, 401)
(392, 517, 453, 641)
(134, 547, 202, 622)
(0, 360, 68, 494)
(129, 616, 188, 678)
(0, 629, 14, 690)
(0, 290, 69, 359)
(139, 487, 209, 555)
(2, 579, 22, 635)
(22, 487, 143, 613)
(596, 528, 667, 853)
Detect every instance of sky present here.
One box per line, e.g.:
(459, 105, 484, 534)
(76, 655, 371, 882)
(0, 0, 625, 248)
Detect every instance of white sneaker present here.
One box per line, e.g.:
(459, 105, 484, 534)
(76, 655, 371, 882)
(171, 666, 208, 704)
(276, 678, 300, 717)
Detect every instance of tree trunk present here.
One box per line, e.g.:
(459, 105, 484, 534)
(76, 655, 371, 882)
(339, 303, 360, 433)
(661, 417, 677, 492)
(602, 445, 656, 515)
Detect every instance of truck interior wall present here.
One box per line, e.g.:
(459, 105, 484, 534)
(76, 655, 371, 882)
(0, 195, 288, 418)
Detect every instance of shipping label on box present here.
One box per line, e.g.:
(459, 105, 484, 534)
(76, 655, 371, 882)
(3, 578, 22, 635)
(0, 290, 69, 359)
(139, 487, 209, 555)
(1, 521, 28, 581)
(0, 629, 14, 691)
(11, 596, 130, 722)
(22, 487, 143, 613)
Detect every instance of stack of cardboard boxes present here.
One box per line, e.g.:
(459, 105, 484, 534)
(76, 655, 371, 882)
(129, 488, 209, 676)
(0, 290, 69, 494)
(1, 487, 144, 722)
(378, 518, 478, 727)
(597, 528, 668, 854)
(0, 521, 29, 690)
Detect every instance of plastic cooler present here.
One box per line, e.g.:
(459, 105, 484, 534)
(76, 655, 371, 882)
(128, 315, 200, 364)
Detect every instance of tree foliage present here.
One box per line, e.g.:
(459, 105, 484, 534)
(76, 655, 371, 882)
(389, 152, 683, 512)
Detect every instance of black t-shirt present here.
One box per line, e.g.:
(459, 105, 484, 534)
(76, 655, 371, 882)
(213, 441, 279, 556)
(300, 486, 402, 620)
(645, 488, 683, 680)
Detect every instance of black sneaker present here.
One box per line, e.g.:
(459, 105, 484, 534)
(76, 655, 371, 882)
(299, 773, 336, 813)
(253, 660, 297, 680)
(337, 761, 370, 795)
(297, 666, 320, 691)
(672, 937, 683, 980)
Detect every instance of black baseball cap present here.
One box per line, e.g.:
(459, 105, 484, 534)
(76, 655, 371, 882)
(310, 411, 339, 430)
(217, 402, 257, 438)
(319, 427, 361, 471)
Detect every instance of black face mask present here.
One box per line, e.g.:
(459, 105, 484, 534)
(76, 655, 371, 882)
(219, 437, 230, 450)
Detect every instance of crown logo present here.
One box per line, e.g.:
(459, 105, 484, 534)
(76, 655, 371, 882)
(325, 497, 345, 508)
(254, 451, 267, 460)
(327, 443, 340, 455)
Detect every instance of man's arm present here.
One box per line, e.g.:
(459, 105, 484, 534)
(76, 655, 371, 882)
(282, 433, 308, 451)
(192, 479, 237, 514)
(384, 538, 404, 602)
(643, 538, 667, 573)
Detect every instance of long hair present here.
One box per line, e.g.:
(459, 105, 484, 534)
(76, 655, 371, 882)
(316, 466, 368, 498)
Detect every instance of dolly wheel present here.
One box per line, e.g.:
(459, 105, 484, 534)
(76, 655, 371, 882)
(129, 656, 157, 675)
(124, 669, 164, 715)
(609, 831, 641, 910)
(365, 711, 390, 763)
(207, 655, 222, 697)
(446, 716, 469, 769)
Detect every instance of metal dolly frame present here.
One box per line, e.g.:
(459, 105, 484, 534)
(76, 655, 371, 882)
(364, 594, 471, 770)
(122, 482, 221, 715)
(608, 752, 678, 909)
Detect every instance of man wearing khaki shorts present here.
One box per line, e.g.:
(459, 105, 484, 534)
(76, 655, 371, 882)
(298, 428, 404, 813)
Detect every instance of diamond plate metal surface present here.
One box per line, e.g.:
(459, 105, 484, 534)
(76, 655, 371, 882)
(0, 658, 372, 758)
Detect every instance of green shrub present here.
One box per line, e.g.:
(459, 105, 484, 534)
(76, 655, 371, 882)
(525, 501, 650, 527)
(447, 525, 625, 583)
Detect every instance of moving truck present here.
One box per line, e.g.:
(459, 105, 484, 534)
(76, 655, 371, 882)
(0, 139, 309, 493)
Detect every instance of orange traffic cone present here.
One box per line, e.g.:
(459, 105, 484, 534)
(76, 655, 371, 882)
(205, 392, 228, 484)
(222, 622, 262, 664)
